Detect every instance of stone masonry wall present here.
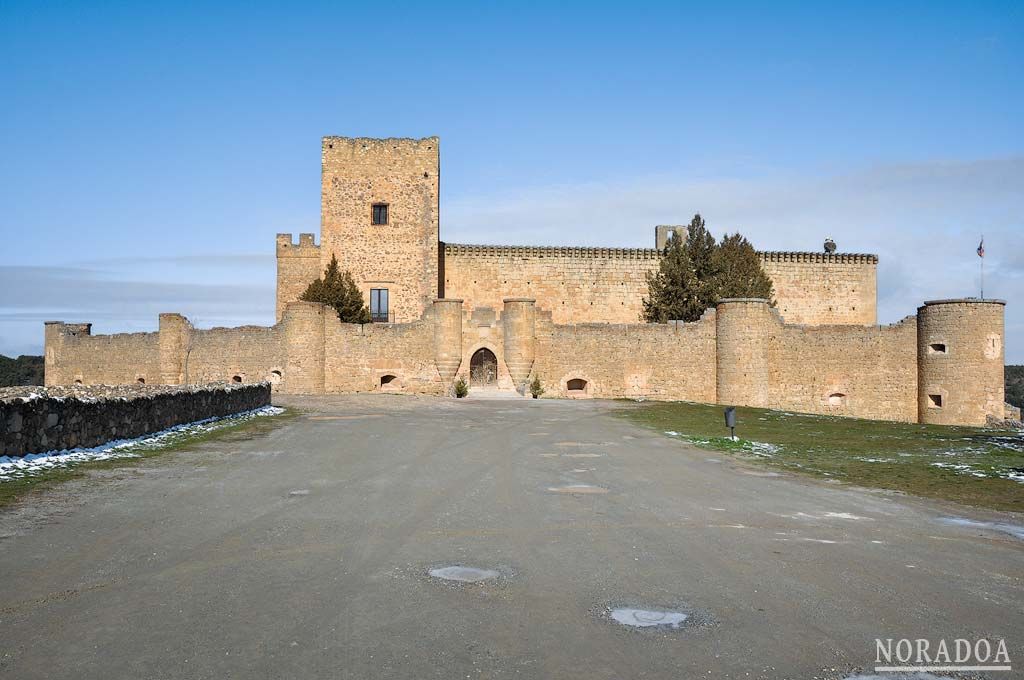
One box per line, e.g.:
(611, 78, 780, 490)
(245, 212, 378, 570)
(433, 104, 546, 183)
(443, 244, 659, 325)
(42, 296, 1005, 426)
(441, 246, 878, 327)
(44, 323, 160, 386)
(1, 383, 270, 457)
(533, 311, 718, 401)
(186, 325, 286, 388)
(760, 253, 877, 325)
(323, 310, 446, 395)
(320, 137, 439, 323)
(768, 313, 919, 422)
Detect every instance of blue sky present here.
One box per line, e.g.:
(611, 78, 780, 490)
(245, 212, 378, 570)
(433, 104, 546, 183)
(1, 1, 1021, 360)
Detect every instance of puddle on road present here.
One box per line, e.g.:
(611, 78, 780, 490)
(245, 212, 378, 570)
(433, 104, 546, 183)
(548, 484, 609, 494)
(288, 489, 310, 496)
(564, 453, 603, 458)
(741, 470, 780, 477)
(938, 517, 1024, 541)
(610, 608, 689, 629)
(428, 566, 501, 583)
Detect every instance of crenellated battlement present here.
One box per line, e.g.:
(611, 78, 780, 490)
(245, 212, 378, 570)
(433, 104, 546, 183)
(444, 243, 660, 260)
(276, 233, 323, 322)
(276, 233, 320, 255)
(758, 251, 878, 264)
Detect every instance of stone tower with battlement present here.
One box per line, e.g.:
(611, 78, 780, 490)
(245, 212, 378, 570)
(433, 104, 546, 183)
(319, 136, 439, 323)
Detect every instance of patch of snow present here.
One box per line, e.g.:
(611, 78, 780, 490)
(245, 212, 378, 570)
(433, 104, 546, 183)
(823, 512, 869, 520)
(0, 406, 284, 483)
(747, 441, 780, 457)
(938, 517, 1024, 541)
(930, 462, 989, 478)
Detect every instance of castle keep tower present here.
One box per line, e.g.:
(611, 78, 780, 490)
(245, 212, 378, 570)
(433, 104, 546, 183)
(319, 137, 440, 323)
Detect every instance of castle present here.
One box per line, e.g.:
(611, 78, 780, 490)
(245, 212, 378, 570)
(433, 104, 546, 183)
(44, 137, 1007, 426)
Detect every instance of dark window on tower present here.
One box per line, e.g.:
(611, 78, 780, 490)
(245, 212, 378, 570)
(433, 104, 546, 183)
(371, 288, 389, 322)
(372, 203, 389, 225)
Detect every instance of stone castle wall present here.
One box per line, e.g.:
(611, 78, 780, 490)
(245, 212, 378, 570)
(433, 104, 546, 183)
(44, 322, 160, 386)
(431, 245, 880, 327)
(442, 244, 659, 325)
(43, 297, 1006, 426)
(534, 313, 719, 401)
(760, 252, 878, 325)
(766, 309, 919, 422)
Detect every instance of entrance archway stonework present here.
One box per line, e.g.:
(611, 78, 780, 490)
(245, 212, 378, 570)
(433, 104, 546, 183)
(469, 348, 498, 386)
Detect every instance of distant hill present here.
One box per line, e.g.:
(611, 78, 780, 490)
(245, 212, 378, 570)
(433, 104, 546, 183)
(0, 355, 45, 387)
(1008, 365, 1024, 410)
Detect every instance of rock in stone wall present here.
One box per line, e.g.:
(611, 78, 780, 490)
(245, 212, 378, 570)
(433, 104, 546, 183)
(0, 383, 271, 457)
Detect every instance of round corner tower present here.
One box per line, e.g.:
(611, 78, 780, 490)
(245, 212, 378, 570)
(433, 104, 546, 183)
(917, 298, 1005, 426)
(716, 298, 775, 408)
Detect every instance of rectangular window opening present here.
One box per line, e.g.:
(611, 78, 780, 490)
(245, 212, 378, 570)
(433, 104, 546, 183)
(928, 343, 947, 354)
(370, 288, 389, 323)
(928, 394, 943, 408)
(371, 203, 389, 225)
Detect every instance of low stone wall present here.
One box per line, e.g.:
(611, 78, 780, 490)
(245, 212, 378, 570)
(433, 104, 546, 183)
(0, 383, 271, 457)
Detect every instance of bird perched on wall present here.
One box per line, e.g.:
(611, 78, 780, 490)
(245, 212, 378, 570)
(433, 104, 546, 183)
(824, 238, 837, 254)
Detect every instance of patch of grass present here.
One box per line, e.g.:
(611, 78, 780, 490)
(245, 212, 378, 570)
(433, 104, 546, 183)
(0, 407, 297, 509)
(619, 401, 1024, 512)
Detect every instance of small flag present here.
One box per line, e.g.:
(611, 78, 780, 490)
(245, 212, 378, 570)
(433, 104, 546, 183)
(977, 238, 985, 258)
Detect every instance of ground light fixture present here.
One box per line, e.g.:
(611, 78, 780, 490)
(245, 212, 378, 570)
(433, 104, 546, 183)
(724, 406, 737, 441)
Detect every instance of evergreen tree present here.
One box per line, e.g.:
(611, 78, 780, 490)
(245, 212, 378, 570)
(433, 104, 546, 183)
(642, 227, 698, 323)
(300, 255, 372, 324)
(642, 214, 774, 323)
(713, 233, 774, 301)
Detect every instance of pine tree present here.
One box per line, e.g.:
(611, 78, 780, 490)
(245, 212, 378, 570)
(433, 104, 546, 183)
(300, 255, 372, 324)
(642, 214, 774, 323)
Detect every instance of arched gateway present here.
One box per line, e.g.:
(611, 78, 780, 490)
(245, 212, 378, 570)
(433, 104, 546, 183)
(469, 348, 498, 386)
